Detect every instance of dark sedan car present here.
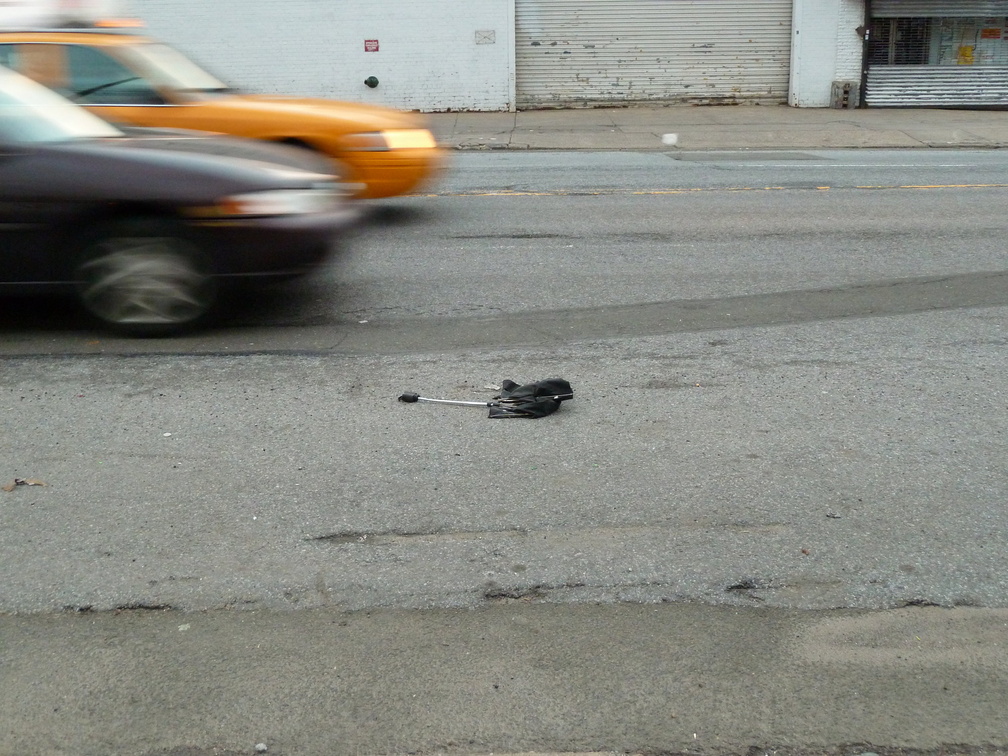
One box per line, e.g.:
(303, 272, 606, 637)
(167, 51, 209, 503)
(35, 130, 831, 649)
(0, 65, 359, 335)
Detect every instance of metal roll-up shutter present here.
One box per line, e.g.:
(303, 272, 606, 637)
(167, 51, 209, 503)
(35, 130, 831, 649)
(515, 0, 793, 109)
(872, 1, 1008, 17)
(866, 65, 1008, 105)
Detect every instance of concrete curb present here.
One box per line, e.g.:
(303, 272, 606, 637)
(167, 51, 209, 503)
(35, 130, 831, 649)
(426, 105, 1008, 151)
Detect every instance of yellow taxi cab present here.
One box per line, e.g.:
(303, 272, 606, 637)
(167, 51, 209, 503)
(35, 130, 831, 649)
(0, 24, 447, 199)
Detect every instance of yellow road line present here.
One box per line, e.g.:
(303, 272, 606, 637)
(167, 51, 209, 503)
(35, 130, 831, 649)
(412, 183, 1008, 197)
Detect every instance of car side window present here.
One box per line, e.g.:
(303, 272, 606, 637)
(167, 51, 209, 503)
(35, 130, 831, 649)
(1, 44, 70, 94)
(64, 45, 164, 105)
(0, 44, 17, 69)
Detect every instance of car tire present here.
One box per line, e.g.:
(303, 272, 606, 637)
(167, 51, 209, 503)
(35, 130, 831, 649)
(74, 217, 217, 336)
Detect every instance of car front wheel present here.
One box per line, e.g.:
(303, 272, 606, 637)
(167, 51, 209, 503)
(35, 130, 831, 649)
(75, 218, 217, 336)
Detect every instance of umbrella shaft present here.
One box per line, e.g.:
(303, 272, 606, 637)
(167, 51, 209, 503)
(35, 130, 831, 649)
(417, 397, 493, 408)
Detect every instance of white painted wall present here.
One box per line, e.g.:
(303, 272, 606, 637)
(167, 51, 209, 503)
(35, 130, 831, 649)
(789, 0, 865, 107)
(128, 0, 866, 111)
(131, 0, 515, 112)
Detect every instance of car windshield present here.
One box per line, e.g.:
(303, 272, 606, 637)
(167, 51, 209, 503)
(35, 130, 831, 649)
(0, 66, 122, 143)
(118, 42, 231, 93)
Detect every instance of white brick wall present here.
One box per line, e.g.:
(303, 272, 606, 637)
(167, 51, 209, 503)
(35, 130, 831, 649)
(836, 0, 866, 82)
(789, 0, 865, 107)
(131, 0, 515, 111)
(129, 0, 865, 111)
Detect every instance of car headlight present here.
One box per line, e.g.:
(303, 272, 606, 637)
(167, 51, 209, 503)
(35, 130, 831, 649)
(344, 129, 438, 151)
(189, 185, 344, 218)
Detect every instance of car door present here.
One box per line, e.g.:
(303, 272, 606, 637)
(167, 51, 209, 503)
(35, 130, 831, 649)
(0, 139, 66, 286)
(0, 139, 32, 285)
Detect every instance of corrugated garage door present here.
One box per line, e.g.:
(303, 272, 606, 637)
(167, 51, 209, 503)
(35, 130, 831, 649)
(515, 0, 793, 108)
(866, 65, 1008, 106)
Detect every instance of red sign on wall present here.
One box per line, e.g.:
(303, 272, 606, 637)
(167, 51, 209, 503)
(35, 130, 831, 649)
(364, 39, 379, 52)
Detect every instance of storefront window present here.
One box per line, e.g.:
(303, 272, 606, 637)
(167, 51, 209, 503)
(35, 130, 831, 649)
(869, 17, 1008, 65)
(868, 19, 932, 64)
(933, 17, 1008, 65)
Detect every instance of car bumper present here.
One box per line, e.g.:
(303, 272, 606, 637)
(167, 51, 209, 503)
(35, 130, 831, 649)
(192, 205, 361, 280)
(346, 147, 450, 199)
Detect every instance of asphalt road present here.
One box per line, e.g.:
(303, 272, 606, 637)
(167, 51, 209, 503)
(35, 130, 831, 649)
(1, 151, 1007, 756)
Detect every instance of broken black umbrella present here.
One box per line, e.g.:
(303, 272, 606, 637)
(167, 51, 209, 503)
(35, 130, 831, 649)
(399, 378, 573, 418)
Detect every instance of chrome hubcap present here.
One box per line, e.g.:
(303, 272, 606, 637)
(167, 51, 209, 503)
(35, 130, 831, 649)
(77, 237, 212, 326)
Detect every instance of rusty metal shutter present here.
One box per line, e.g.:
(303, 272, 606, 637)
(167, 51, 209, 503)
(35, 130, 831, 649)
(871, 1, 1008, 17)
(866, 65, 1008, 105)
(515, 0, 793, 109)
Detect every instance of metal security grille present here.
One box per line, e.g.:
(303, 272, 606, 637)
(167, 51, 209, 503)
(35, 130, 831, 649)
(868, 18, 933, 64)
(515, 0, 793, 109)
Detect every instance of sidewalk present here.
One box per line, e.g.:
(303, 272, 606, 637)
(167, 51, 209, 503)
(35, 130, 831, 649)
(426, 104, 1008, 151)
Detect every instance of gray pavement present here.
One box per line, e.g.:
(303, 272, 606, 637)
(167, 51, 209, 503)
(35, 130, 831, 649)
(3, 604, 1007, 756)
(5, 106, 1008, 756)
(427, 104, 1008, 151)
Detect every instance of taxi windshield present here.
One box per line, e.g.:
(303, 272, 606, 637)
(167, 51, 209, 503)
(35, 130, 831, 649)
(118, 42, 231, 93)
(0, 67, 122, 143)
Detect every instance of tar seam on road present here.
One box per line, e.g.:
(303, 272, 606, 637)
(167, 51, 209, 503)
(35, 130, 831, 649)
(4, 271, 1006, 358)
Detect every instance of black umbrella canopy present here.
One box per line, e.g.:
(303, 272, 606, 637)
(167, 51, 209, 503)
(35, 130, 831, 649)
(488, 378, 573, 418)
